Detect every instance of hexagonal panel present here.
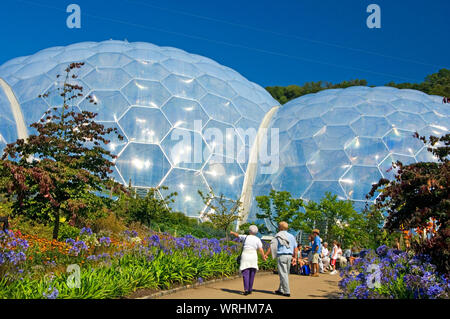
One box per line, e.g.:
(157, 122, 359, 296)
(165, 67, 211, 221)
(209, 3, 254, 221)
(42, 79, 89, 108)
(280, 138, 318, 166)
(0, 118, 17, 149)
(121, 79, 170, 108)
(420, 112, 449, 130)
(351, 116, 392, 137)
(200, 94, 240, 125)
(415, 147, 439, 163)
(303, 181, 347, 202)
(271, 166, 312, 198)
(119, 107, 171, 144)
(340, 166, 382, 200)
(417, 125, 448, 140)
(20, 98, 49, 126)
(203, 154, 244, 199)
(383, 128, 424, 156)
(387, 111, 426, 131)
(109, 166, 125, 185)
(270, 116, 298, 133)
(12, 75, 53, 103)
(87, 52, 132, 68)
(162, 74, 206, 100)
(161, 58, 202, 78)
(203, 120, 243, 158)
(356, 101, 395, 116)
(160, 168, 210, 217)
(345, 137, 389, 166)
(321, 107, 360, 125)
(288, 117, 326, 140)
(228, 80, 260, 102)
(123, 61, 169, 81)
(329, 95, 365, 108)
(378, 154, 416, 180)
(306, 150, 351, 180)
(162, 97, 209, 131)
(124, 49, 165, 62)
(115, 143, 170, 187)
(161, 128, 210, 170)
(390, 99, 429, 114)
(96, 122, 128, 155)
(79, 90, 130, 122)
(46, 62, 94, 81)
(294, 103, 329, 120)
(196, 74, 237, 99)
(364, 89, 397, 102)
(232, 96, 265, 123)
(313, 125, 356, 150)
(429, 102, 450, 117)
(83, 68, 131, 90)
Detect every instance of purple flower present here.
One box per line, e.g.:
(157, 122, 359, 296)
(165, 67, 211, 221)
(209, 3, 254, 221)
(80, 227, 93, 236)
(376, 245, 388, 257)
(99, 236, 111, 247)
(43, 287, 59, 299)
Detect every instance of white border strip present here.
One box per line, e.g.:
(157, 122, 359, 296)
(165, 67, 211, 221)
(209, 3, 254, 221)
(0, 77, 28, 141)
(237, 105, 280, 229)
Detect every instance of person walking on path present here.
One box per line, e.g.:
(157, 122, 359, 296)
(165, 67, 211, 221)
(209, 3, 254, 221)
(264, 221, 298, 297)
(230, 225, 267, 295)
(311, 229, 322, 277)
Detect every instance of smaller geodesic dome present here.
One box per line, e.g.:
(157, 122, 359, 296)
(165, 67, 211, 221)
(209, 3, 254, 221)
(247, 86, 449, 225)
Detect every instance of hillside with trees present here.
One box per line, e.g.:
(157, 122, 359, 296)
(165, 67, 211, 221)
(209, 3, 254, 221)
(266, 68, 450, 104)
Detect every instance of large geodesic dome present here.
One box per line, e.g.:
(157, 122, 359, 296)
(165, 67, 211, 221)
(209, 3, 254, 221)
(0, 40, 280, 217)
(249, 86, 449, 223)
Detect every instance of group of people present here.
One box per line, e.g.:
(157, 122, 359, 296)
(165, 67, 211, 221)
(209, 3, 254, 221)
(295, 235, 355, 276)
(230, 222, 356, 296)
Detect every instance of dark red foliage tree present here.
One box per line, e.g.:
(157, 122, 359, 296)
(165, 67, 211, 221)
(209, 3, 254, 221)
(0, 63, 126, 239)
(368, 133, 449, 274)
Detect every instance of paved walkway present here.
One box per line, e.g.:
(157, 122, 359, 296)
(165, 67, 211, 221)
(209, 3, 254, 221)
(158, 272, 341, 299)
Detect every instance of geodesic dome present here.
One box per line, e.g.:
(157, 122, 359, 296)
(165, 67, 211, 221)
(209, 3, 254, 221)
(0, 40, 280, 217)
(249, 86, 449, 223)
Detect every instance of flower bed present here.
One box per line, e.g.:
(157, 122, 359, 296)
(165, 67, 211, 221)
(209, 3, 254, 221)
(0, 229, 276, 299)
(339, 245, 449, 299)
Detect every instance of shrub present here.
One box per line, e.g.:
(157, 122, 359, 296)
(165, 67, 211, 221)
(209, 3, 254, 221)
(8, 216, 53, 239)
(58, 223, 80, 241)
(91, 211, 127, 237)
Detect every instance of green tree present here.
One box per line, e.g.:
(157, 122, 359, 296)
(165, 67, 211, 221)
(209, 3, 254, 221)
(255, 189, 304, 233)
(0, 63, 125, 239)
(198, 190, 242, 241)
(114, 185, 177, 227)
(266, 79, 368, 104)
(386, 68, 450, 97)
(360, 204, 388, 249)
(266, 68, 450, 105)
(299, 192, 365, 248)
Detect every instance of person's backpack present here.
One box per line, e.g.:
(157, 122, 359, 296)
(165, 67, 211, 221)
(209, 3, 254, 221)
(301, 264, 311, 276)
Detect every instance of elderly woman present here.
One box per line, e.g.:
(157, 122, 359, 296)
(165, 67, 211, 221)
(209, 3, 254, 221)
(230, 225, 267, 295)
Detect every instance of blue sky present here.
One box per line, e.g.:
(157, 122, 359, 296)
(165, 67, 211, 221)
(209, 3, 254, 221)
(1, 0, 449, 87)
